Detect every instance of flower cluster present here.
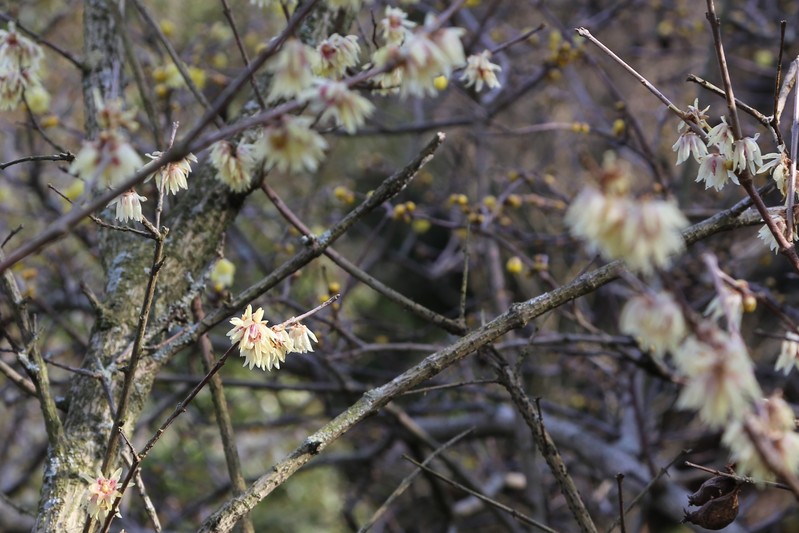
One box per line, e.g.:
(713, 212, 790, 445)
(227, 305, 318, 371)
(722, 394, 799, 481)
(0, 22, 46, 111)
(81, 468, 123, 521)
(373, 9, 465, 97)
(672, 103, 773, 193)
(565, 156, 688, 275)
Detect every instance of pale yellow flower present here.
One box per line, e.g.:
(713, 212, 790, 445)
(382, 7, 415, 45)
(775, 330, 799, 375)
(70, 131, 144, 187)
(209, 140, 257, 192)
(0, 22, 43, 71)
(109, 191, 146, 223)
(267, 38, 317, 102)
(723, 394, 799, 481)
(304, 80, 374, 133)
(80, 468, 123, 521)
(288, 323, 318, 353)
(227, 305, 281, 371)
(257, 116, 327, 174)
(620, 291, 686, 360)
(315, 34, 361, 78)
(674, 330, 761, 428)
(146, 151, 197, 195)
(460, 50, 501, 92)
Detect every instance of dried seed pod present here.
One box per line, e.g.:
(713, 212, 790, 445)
(687, 475, 738, 506)
(682, 487, 740, 530)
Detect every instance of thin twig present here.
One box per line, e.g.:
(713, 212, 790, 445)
(615, 474, 626, 533)
(0, 152, 73, 171)
(129, 0, 223, 127)
(220, 0, 266, 110)
(192, 297, 254, 533)
(770, 21, 787, 147)
(358, 428, 475, 532)
(684, 461, 791, 491)
(403, 456, 560, 533)
(100, 229, 167, 477)
(787, 59, 798, 239)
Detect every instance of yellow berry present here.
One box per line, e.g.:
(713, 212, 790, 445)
(155, 84, 169, 99)
(328, 281, 341, 294)
(160, 19, 175, 37)
(506, 256, 523, 274)
(40, 114, 59, 128)
(412, 219, 431, 234)
(433, 75, 448, 91)
(483, 195, 497, 209)
(405, 201, 416, 212)
(612, 118, 626, 137)
(505, 194, 522, 208)
(743, 295, 757, 313)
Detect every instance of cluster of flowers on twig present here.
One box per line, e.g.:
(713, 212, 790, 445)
(619, 254, 799, 482)
(672, 99, 797, 253)
(227, 304, 318, 371)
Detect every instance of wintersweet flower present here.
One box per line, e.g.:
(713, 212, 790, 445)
(0, 22, 43, 70)
(678, 99, 710, 133)
(620, 290, 686, 360)
(674, 329, 761, 428)
(209, 140, 257, 192)
(757, 214, 797, 253)
(707, 117, 735, 158)
(382, 7, 416, 45)
(257, 116, 328, 174)
(288, 323, 318, 353)
(696, 153, 737, 191)
(775, 330, 799, 375)
(759, 149, 792, 197)
(80, 468, 123, 520)
(704, 284, 743, 332)
(315, 34, 361, 78)
(227, 305, 281, 370)
(731, 135, 763, 175)
(0, 66, 36, 110)
(266, 38, 317, 102)
(460, 50, 501, 92)
(109, 191, 146, 223)
(565, 186, 688, 275)
(723, 394, 799, 481)
(69, 131, 144, 187)
(672, 132, 707, 165)
(146, 151, 197, 195)
(94, 89, 139, 132)
(304, 80, 374, 133)
(268, 325, 293, 369)
(372, 45, 404, 93)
